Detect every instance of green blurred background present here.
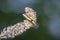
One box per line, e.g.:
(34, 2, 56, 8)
(0, 0, 60, 40)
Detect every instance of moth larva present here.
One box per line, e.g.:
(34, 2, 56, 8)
(0, 7, 38, 40)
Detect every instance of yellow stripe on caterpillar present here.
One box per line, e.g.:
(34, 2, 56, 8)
(22, 14, 36, 26)
(22, 14, 32, 21)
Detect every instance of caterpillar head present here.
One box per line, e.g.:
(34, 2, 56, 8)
(23, 7, 39, 29)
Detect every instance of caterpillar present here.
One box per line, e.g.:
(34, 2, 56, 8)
(0, 7, 38, 40)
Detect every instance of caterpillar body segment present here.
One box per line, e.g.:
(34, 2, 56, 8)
(23, 7, 38, 29)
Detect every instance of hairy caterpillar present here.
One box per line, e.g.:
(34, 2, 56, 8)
(0, 7, 38, 40)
